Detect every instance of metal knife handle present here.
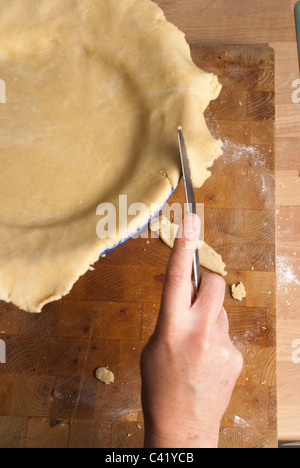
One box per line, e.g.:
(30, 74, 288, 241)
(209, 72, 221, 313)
(178, 127, 202, 299)
(192, 248, 201, 296)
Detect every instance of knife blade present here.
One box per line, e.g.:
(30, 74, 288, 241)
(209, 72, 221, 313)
(178, 127, 201, 297)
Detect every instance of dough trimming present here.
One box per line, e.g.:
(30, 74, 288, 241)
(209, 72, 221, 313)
(150, 215, 227, 277)
(95, 367, 115, 385)
(231, 283, 247, 301)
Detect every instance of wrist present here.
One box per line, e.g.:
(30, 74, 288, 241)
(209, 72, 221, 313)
(143, 420, 220, 448)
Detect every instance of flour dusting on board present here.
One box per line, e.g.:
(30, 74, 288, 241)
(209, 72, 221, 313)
(208, 124, 275, 197)
(277, 256, 300, 289)
(234, 416, 249, 428)
(277, 255, 300, 307)
(221, 140, 273, 172)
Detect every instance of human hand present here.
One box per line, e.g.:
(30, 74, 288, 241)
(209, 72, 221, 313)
(140, 214, 243, 448)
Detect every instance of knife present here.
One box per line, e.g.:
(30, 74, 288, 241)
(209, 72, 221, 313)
(178, 127, 202, 298)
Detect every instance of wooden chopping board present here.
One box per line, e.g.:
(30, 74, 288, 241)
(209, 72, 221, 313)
(0, 44, 276, 449)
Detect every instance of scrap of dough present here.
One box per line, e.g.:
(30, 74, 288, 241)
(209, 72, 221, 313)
(198, 242, 227, 278)
(0, 0, 223, 312)
(231, 282, 247, 301)
(95, 367, 115, 385)
(150, 216, 227, 277)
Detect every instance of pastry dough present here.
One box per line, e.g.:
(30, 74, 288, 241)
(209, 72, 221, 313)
(150, 216, 227, 277)
(0, 0, 223, 312)
(95, 367, 115, 385)
(231, 283, 247, 301)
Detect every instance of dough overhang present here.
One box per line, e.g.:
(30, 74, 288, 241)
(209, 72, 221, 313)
(0, 0, 223, 312)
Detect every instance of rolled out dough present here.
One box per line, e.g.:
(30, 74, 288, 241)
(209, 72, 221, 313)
(149, 216, 227, 277)
(0, 0, 223, 312)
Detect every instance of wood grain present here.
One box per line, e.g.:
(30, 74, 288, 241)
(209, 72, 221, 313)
(155, 0, 296, 44)
(1, 0, 299, 446)
(0, 43, 276, 448)
(155, 0, 300, 442)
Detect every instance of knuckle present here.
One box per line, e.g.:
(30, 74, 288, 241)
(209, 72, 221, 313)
(218, 343, 244, 373)
(190, 328, 211, 354)
(227, 344, 244, 372)
(196, 340, 210, 355)
(204, 272, 226, 285)
(198, 333, 211, 354)
(219, 346, 231, 362)
(233, 348, 244, 372)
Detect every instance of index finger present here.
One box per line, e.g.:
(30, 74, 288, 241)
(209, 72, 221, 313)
(160, 214, 201, 320)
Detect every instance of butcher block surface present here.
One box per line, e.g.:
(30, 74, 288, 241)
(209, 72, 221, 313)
(0, 44, 276, 448)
